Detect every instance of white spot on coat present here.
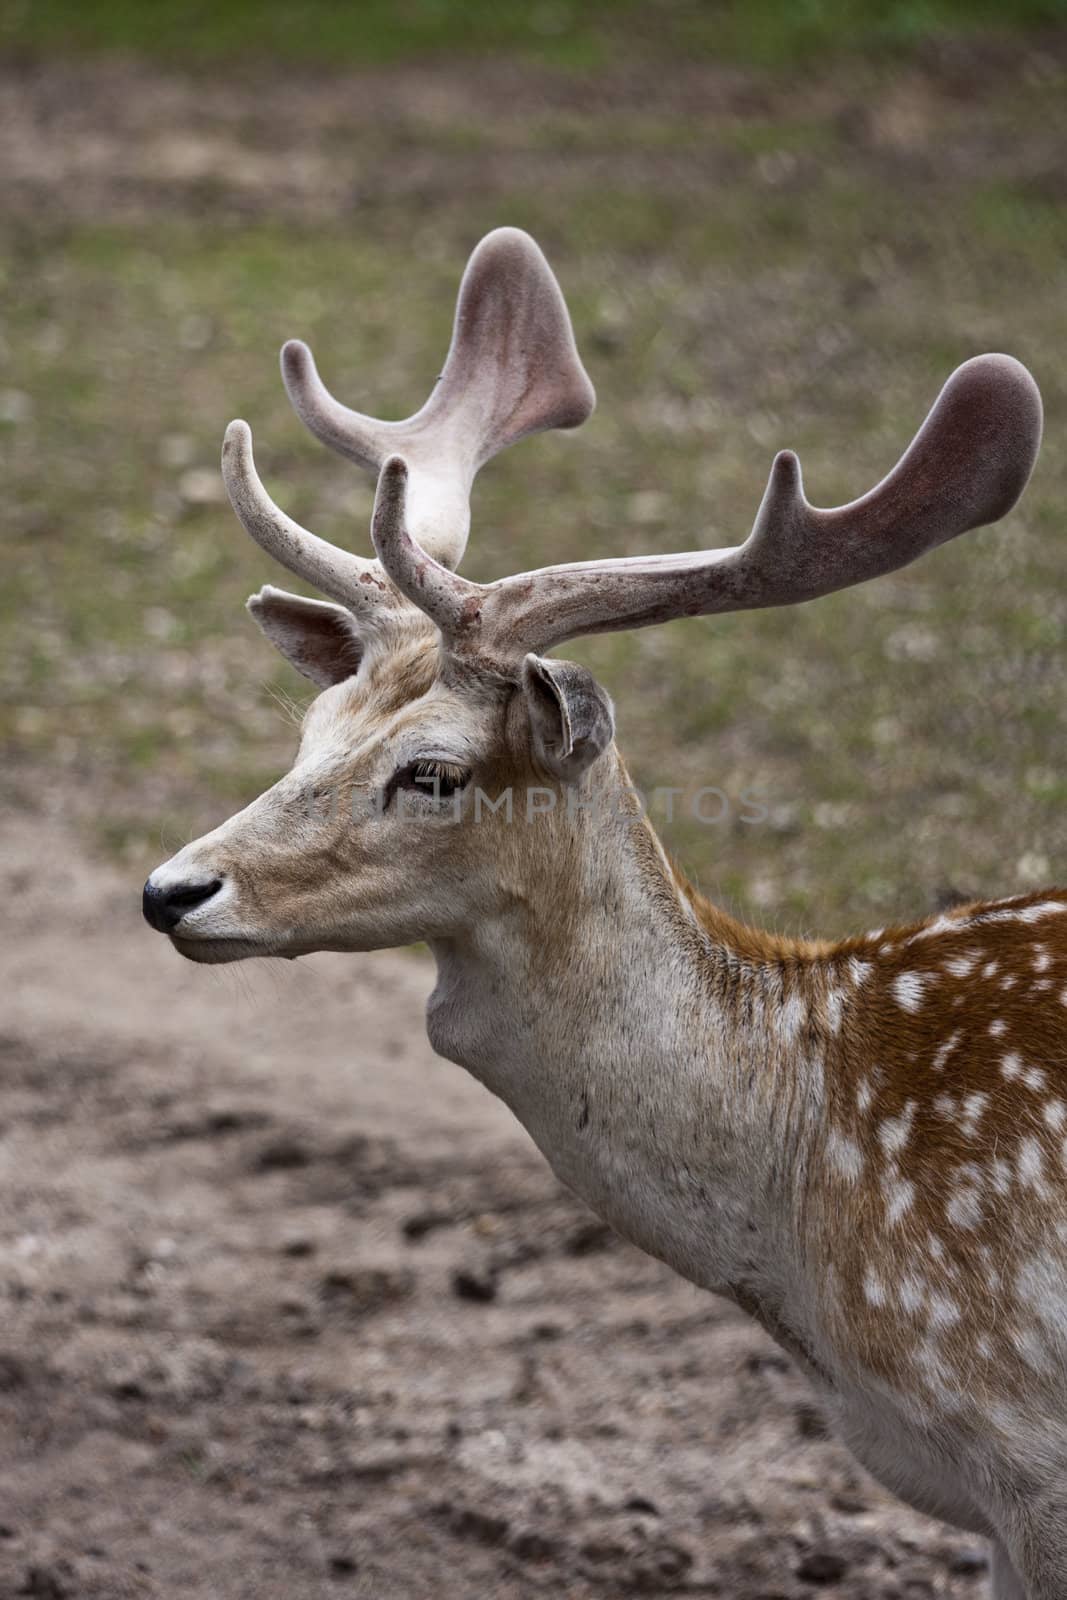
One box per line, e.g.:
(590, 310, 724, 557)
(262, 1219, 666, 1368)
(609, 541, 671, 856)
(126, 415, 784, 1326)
(1018, 1138, 1046, 1191)
(899, 1272, 927, 1313)
(825, 988, 846, 1034)
(932, 1031, 961, 1071)
(1044, 1100, 1067, 1134)
(879, 1102, 917, 1156)
(884, 1175, 916, 1225)
(892, 973, 927, 1013)
(1013, 1326, 1051, 1373)
(1017, 1252, 1067, 1337)
(960, 1092, 989, 1137)
(947, 1186, 983, 1229)
(928, 1292, 961, 1329)
(914, 914, 958, 941)
(991, 1159, 1013, 1196)
(982, 899, 1067, 926)
(826, 1129, 864, 1182)
(863, 1266, 887, 1307)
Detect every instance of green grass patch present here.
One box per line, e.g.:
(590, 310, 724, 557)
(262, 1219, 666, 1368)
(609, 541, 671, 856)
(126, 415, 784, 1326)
(2, 0, 1065, 69)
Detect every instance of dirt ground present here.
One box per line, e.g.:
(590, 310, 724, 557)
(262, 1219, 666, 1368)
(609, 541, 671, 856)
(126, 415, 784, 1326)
(6, 44, 1067, 228)
(0, 809, 997, 1599)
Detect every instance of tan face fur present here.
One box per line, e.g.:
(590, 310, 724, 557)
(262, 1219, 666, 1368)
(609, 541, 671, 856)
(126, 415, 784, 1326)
(147, 608, 614, 964)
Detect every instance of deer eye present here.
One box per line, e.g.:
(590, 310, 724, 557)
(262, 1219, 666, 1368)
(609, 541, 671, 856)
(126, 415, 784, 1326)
(393, 758, 471, 802)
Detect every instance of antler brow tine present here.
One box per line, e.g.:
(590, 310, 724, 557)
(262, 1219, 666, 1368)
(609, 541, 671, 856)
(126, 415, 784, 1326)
(221, 420, 386, 615)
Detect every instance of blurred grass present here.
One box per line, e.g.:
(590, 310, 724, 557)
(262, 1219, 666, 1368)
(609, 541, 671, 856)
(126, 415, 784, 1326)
(3, 0, 1067, 67)
(2, 17, 1066, 935)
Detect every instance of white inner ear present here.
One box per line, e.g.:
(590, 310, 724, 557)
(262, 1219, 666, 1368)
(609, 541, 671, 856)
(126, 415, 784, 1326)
(246, 586, 364, 689)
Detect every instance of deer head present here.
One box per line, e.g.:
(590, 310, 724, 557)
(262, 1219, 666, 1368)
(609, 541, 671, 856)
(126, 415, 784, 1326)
(143, 227, 1042, 964)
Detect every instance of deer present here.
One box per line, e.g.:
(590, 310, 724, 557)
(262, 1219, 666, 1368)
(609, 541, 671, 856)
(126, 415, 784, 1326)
(141, 227, 1065, 1598)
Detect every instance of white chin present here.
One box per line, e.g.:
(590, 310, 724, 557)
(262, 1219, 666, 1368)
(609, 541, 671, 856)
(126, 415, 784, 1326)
(169, 933, 276, 965)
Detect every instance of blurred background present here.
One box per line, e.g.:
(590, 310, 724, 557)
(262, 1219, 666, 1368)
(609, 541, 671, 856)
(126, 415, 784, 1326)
(1, 4, 1066, 1597)
(3, 0, 1066, 929)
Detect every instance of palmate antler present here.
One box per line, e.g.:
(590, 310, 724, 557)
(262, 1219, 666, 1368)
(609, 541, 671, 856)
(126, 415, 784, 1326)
(371, 352, 1042, 669)
(221, 227, 594, 608)
(221, 225, 1042, 672)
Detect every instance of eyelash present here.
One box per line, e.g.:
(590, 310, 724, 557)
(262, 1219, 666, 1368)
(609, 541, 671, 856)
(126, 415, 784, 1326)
(394, 759, 470, 801)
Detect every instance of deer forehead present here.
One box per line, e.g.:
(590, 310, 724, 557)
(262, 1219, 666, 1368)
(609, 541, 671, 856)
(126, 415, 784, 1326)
(296, 629, 504, 769)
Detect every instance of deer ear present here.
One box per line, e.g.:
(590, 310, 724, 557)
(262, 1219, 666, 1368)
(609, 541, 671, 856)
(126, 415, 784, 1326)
(247, 585, 364, 688)
(522, 654, 614, 782)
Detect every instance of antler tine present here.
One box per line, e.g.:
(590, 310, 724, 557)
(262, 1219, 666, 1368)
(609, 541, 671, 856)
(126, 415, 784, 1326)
(370, 455, 480, 640)
(367, 354, 1042, 670)
(742, 353, 1042, 599)
(222, 421, 388, 617)
(281, 227, 595, 571)
(472, 352, 1043, 656)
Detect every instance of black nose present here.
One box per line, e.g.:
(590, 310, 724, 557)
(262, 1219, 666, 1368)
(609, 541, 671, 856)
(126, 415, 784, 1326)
(142, 876, 223, 933)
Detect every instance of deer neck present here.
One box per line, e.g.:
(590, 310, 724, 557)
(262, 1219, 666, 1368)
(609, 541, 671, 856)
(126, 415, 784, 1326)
(425, 753, 827, 1319)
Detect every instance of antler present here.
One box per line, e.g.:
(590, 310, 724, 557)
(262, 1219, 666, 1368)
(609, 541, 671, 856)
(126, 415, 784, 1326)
(221, 420, 390, 616)
(371, 353, 1042, 668)
(280, 227, 595, 570)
